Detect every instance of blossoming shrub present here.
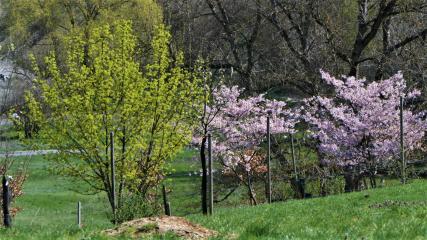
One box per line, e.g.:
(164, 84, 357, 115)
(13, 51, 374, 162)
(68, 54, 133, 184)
(208, 85, 298, 204)
(303, 71, 426, 191)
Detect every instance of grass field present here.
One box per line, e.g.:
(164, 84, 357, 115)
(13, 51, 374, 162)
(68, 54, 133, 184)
(0, 126, 27, 153)
(0, 148, 205, 239)
(0, 155, 112, 239)
(190, 180, 427, 239)
(0, 135, 426, 239)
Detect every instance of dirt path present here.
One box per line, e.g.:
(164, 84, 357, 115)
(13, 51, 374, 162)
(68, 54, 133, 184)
(0, 150, 59, 157)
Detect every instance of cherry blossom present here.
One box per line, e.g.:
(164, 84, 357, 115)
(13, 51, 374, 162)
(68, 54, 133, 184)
(303, 71, 426, 172)
(194, 85, 298, 204)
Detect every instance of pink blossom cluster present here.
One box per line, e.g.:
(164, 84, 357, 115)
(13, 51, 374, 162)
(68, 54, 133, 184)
(303, 70, 426, 168)
(207, 85, 298, 173)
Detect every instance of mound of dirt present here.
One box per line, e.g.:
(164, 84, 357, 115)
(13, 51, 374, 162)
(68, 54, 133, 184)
(103, 216, 217, 239)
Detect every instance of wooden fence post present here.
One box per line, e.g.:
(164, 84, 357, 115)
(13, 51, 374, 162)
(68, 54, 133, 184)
(110, 131, 116, 223)
(2, 176, 11, 227)
(77, 201, 81, 228)
(166, 202, 171, 216)
(162, 185, 171, 216)
(208, 133, 213, 215)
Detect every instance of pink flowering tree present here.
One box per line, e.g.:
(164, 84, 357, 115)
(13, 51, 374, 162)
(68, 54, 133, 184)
(194, 85, 298, 205)
(303, 71, 426, 191)
(191, 79, 228, 214)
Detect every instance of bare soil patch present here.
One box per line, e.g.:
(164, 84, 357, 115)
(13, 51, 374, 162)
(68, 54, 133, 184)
(103, 216, 217, 239)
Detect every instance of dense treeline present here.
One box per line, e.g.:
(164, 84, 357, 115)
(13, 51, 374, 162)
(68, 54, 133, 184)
(161, 0, 427, 98)
(1, 1, 427, 98)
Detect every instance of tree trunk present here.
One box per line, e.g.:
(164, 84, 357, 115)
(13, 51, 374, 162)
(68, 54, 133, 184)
(344, 167, 361, 192)
(200, 136, 208, 215)
(362, 177, 368, 190)
(348, 64, 358, 77)
(320, 176, 327, 196)
(370, 175, 377, 188)
(290, 178, 305, 199)
(246, 171, 257, 206)
(375, 17, 391, 80)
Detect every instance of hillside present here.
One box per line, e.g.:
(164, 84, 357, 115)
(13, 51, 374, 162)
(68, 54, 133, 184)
(1, 151, 426, 239)
(190, 180, 427, 239)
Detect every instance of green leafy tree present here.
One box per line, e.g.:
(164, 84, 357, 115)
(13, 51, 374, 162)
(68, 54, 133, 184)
(1, 0, 164, 141)
(26, 20, 203, 214)
(1, 0, 163, 56)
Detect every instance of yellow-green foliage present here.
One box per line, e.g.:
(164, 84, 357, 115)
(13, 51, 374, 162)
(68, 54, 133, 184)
(26, 20, 203, 199)
(3, 0, 162, 37)
(1, 0, 162, 67)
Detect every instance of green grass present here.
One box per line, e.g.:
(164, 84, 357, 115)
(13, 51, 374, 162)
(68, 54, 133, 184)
(0, 147, 202, 239)
(189, 180, 427, 239)
(0, 126, 39, 153)
(1, 137, 427, 239)
(0, 155, 113, 239)
(165, 149, 202, 216)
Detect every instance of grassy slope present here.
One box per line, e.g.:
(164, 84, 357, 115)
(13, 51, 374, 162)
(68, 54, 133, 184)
(190, 180, 427, 239)
(0, 145, 426, 239)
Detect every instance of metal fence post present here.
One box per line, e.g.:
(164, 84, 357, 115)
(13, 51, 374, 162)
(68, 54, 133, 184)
(266, 113, 272, 203)
(291, 134, 297, 180)
(400, 96, 406, 184)
(110, 131, 116, 223)
(208, 133, 213, 215)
